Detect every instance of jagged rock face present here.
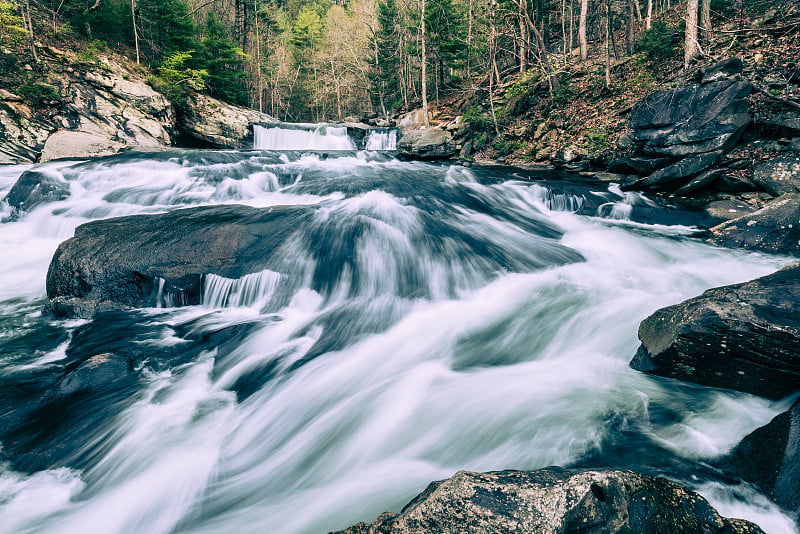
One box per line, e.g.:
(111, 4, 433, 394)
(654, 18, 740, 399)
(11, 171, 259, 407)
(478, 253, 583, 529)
(332, 468, 764, 534)
(710, 194, 800, 255)
(179, 93, 276, 148)
(397, 129, 456, 160)
(0, 61, 175, 163)
(630, 263, 800, 400)
(726, 398, 800, 521)
(46, 204, 310, 318)
(631, 77, 752, 158)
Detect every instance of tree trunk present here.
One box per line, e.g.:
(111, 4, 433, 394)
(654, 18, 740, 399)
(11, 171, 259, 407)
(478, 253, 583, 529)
(646, 0, 652, 29)
(605, 0, 611, 87)
(519, 0, 528, 73)
(684, 0, 699, 70)
(700, 0, 711, 44)
(23, 0, 38, 62)
(420, 0, 429, 128)
(626, 0, 636, 55)
(578, 0, 588, 61)
(131, 0, 140, 64)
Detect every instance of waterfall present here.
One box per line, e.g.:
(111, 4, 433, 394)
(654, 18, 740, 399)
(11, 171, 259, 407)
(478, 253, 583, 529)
(203, 270, 281, 309)
(253, 124, 356, 151)
(364, 129, 398, 151)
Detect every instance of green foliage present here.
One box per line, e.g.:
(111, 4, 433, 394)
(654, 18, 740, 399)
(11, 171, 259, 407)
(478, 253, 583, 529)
(294, 6, 323, 48)
(0, 1, 27, 48)
(637, 21, 680, 63)
(154, 50, 208, 102)
(582, 128, 608, 150)
(74, 40, 108, 67)
(193, 14, 248, 106)
(552, 76, 572, 105)
(18, 82, 60, 108)
(472, 132, 489, 151)
(493, 137, 522, 157)
(462, 105, 493, 133)
(507, 71, 541, 98)
(136, 0, 198, 61)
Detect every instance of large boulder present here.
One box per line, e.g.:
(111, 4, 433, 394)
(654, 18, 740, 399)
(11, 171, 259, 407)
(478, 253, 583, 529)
(631, 76, 752, 158)
(179, 93, 276, 148)
(333, 468, 763, 534)
(630, 264, 800, 400)
(46, 204, 311, 318)
(397, 128, 456, 160)
(751, 154, 800, 196)
(710, 194, 800, 255)
(726, 398, 800, 522)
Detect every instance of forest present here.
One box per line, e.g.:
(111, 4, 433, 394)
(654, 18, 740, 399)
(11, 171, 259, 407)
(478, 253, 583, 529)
(1, 0, 750, 123)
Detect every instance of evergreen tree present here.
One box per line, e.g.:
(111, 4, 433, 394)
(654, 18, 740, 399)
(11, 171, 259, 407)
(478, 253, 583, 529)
(194, 14, 249, 106)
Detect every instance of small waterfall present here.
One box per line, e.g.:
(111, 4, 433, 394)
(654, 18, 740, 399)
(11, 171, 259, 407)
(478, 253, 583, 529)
(364, 129, 398, 151)
(203, 270, 281, 308)
(253, 124, 355, 151)
(154, 277, 188, 308)
(530, 184, 585, 212)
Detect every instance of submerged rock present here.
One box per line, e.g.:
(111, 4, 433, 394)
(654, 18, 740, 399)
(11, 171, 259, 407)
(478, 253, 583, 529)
(46, 204, 311, 318)
(332, 468, 763, 534)
(710, 194, 800, 255)
(630, 264, 800, 399)
(726, 398, 800, 522)
(4, 168, 70, 212)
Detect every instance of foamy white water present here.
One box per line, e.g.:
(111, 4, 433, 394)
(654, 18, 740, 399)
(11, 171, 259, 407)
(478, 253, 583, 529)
(0, 147, 796, 534)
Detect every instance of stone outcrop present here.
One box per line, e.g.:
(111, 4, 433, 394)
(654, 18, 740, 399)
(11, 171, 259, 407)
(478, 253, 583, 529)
(333, 468, 763, 534)
(179, 93, 276, 148)
(397, 128, 456, 160)
(631, 63, 751, 158)
(726, 398, 800, 522)
(0, 57, 174, 163)
(751, 154, 800, 196)
(710, 194, 800, 255)
(630, 263, 800, 400)
(46, 204, 311, 318)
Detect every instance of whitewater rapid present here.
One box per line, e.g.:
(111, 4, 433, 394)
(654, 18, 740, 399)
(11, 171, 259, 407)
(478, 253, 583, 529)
(0, 148, 796, 534)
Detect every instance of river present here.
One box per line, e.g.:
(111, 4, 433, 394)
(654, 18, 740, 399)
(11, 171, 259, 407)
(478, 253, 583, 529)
(0, 127, 796, 533)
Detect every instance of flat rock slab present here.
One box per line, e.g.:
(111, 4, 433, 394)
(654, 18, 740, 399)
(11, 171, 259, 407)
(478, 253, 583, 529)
(332, 468, 763, 534)
(710, 194, 800, 256)
(46, 204, 311, 318)
(630, 264, 800, 399)
(752, 154, 800, 196)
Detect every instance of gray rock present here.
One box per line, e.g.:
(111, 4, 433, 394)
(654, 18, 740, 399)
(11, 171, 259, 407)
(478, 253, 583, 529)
(39, 130, 125, 162)
(726, 397, 800, 521)
(755, 112, 800, 134)
(751, 154, 800, 196)
(332, 468, 763, 534)
(58, 353, 134, 396)
(700, 57, 745, 84)
(629, 151, 722, 190)
(608, 155, 671, 175)
(631, 78, 752, 157)
(4, 168, 70, 211)
(675, 168, 726, 195)
(397, 129, 456, 160)
(46, 204, 311, 318)
(179, 93, 276, 148)
(630, 263, 800, 400)
(710, 194, 800, 255)
(705, 199, 755, 221)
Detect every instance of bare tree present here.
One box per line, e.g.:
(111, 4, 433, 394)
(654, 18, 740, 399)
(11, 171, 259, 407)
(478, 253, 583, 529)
(579, 0, 588, 61)
(700, 0, 711, 44)
(646, 0, 652, 29)
(684, 0, 699, 70)
(420, 0, 429, 127)
(626, 0, 636, 55)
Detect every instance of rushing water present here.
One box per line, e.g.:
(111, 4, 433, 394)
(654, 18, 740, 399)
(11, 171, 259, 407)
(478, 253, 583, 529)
(0, 141, 796, 534)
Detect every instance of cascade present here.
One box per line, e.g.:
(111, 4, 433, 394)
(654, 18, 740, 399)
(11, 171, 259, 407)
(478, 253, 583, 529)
(253, 124, 356, 150)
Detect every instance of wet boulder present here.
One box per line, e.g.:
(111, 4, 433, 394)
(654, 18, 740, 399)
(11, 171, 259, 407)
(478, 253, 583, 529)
(46, 204, 311, 318)
(725, 397, 800, 522)
(630, 264, 800, 399)
(4, 168, 70, 212)
(58, 353, 134, 397)
(710, 194, 800, 256)
(179, 93, 276, 148)
(332, 468, 763, 534)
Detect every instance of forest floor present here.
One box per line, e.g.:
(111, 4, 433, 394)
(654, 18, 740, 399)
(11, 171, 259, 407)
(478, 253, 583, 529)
(422, 1, 800, 173)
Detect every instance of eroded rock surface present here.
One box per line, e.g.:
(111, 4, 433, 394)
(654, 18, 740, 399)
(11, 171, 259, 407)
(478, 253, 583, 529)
(332, 468, 763, 534)
(630, 263, 800, 399)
